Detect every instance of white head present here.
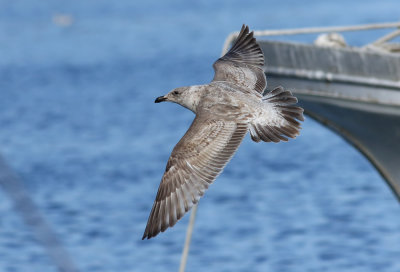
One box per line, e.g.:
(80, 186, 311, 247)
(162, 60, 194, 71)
(154, 86, 203, 112)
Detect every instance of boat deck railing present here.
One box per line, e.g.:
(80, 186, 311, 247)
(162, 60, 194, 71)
(222, 21, 400, 55)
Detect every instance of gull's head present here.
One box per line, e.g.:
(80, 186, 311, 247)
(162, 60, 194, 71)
(155, 86, 201, 112)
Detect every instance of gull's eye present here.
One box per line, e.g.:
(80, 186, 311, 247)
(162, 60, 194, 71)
(173, 90, 179, 95)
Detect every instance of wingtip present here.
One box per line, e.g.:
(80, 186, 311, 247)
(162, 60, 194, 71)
(142, 226, 152, 240)
(220, 24, 264, 68)
(239, 24, 250, 37)
(142, 227, 159, 240)
(142, 232, 152, 240)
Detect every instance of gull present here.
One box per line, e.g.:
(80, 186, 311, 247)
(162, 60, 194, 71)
(142, 25, 304, 239)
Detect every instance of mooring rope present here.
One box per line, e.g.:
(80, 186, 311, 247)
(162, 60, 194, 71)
(178, 203, 198, 272)
(0, 154, 80, 272)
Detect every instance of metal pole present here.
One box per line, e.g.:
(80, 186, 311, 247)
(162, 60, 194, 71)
(253, 21, 400, 37)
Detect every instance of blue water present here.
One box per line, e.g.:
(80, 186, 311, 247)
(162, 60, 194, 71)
(0, 1, 399, 271)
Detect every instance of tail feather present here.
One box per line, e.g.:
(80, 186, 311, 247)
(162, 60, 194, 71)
(250, 86, 304, 143)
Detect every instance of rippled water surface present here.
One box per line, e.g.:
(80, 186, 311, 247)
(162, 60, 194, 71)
(0, 1, 399, 271)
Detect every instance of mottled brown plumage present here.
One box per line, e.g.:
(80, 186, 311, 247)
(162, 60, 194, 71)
(143, 25, 304, 240)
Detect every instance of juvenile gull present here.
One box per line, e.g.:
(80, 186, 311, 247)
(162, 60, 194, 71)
(142, 25, 304, 239)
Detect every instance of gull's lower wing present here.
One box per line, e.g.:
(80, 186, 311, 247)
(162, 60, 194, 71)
(142, 112, 248, 239)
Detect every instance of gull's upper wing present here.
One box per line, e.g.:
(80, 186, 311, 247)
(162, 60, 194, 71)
(142, 111, 248, 239)
(212, 25, 266, 94)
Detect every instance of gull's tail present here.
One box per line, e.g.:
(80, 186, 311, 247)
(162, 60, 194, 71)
(249, 86, 304, 143)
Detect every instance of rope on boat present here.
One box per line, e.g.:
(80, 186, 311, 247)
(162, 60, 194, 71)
(371, 28, 400, 45)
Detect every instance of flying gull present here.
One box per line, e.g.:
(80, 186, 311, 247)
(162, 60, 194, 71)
(142, 25, 304, 239)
